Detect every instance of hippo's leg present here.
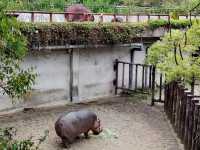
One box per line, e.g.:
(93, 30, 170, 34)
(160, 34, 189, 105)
(84, 130, 90, 139)
(62, 138, 70, 148)
(62, 137, 74, 148)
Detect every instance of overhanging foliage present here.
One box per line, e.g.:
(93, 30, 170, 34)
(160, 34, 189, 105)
(20, 22, 144, 47)
(147, 23, 200, 84)
(20, 19, 195, 48)
(0, 3, 36, 99)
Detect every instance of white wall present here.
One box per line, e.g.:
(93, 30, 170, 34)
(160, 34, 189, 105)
(21, 50, 70, 106)
(73, 47, 131, 101)
(0, 45, 148, 111)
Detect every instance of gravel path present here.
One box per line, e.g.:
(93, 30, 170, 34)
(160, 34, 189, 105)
(0, 96, 183, 150)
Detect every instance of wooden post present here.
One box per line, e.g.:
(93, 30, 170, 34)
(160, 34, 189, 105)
(100, 13, 103, 23)
(137, 14, 139, 22)
(31, 12, 34, 22)
(50, 13, 53, 22)
(126, 15, 128, 22)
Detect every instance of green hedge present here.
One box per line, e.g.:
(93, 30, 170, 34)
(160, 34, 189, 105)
(20, 19, 195, 47)
(20, 22, 145, 47)
(147, 19, 192, 30)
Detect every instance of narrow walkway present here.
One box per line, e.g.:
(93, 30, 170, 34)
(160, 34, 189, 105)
(0, 96, 183, 150)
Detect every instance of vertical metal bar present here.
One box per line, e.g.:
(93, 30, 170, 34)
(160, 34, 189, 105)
(115, 59, 119, 95)
(69, 49, 73, 102)
(135, 64, 138, 90)
(129, 50, 134, 88)
(128, 63, 132, 89)
(145, 66, 148, 89)
(149, 66, 152, 88)
(159, 74, 163, 102)
(151, 66, 156, 106)
(122, 63, 125, 88)
(142, 65, 145, 90)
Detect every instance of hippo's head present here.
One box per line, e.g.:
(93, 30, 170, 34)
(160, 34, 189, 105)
(92, 118, 103, 135)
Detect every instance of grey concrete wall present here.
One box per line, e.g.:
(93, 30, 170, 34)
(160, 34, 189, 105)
(21, 50, 71, 104)
(73, 47, 132, 102)
(0, 45, 148, 111)
(0, 50, 71, 111)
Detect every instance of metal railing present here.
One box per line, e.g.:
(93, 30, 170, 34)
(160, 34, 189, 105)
(113, 59, 164, 105)
(7, 11, 200, 23)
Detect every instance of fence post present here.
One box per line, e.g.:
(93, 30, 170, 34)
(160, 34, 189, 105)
(191, 98, 200, 150)
(114, 59, 119, 95)
(151, 66, 156, 106)
(128, 63, 133, 89)
(193, 103, 200, 150)
(159, 74, 163, 102)
(49, 13, 53, 22)
(191, 76, 195, 95)
(31, 12, 34, 22)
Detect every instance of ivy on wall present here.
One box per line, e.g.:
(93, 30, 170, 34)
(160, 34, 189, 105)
(20, 22, 144, 47)
(19, 19, 196, 48)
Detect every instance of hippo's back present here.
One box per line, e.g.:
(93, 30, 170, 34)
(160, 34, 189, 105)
(55, 110, 97, 140)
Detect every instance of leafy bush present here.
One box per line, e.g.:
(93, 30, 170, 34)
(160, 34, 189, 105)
(148, 19, 169, 30)
(0, 2, 36, 99)
(0, 127, 49, 150)
(147, 23, 200, 84)
(19, 19, 194, 48)
(148, 19, 192, 30)
(20, 22, 145, 47)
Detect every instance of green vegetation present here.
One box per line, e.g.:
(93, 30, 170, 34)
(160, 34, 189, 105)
(0, 1, 36, 99)
(148, 19, 192, 30)
(3, 0, 200, 14)
(147, 22, 200, 84)
(19, 19, 194, 47)
(0, 127, 48, 149)
(20, 22, 145, 46)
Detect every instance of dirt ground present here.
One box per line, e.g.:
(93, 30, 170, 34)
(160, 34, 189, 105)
(0, 95, 184, 150)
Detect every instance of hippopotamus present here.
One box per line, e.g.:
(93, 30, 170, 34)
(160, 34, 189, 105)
(55, 110, 102, 146)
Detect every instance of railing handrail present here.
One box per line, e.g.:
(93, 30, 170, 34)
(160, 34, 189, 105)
(116, 60, 152, 67)
(7, 10, 200, 23)
(8, 10, 196, 16)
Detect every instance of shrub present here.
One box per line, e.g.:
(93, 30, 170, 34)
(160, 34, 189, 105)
(148, 19, 192, 30)
(20, 22, 145, 47)
(0, 127, 48, 150)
